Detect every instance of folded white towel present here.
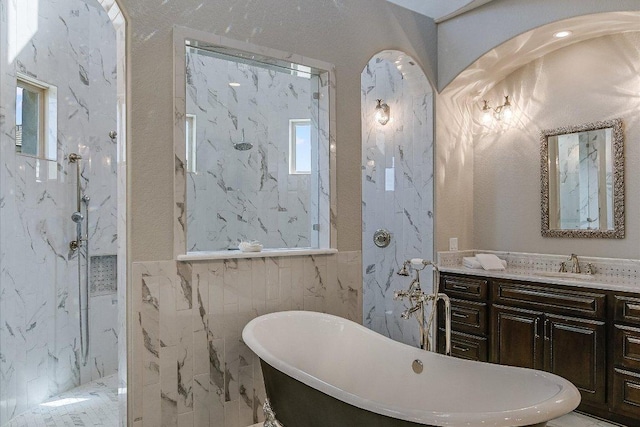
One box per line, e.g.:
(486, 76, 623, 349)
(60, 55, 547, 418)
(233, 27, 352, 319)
(463, 256, 507, 270)
(476, 253, 507, 271)
(462, 257, 483, 269)
(238, 240, 263, 252)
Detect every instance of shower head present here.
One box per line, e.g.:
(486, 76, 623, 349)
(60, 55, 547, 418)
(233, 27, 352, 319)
(233, 129, 254, 151)
(233, 142, 253, 151)
(71, 211, 84, 223)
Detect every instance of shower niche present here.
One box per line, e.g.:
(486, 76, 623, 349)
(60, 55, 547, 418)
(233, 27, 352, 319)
(182, 40, 332, 253)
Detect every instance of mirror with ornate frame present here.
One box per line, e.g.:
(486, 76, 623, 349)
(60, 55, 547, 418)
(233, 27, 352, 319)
(540, 118, 624, 238)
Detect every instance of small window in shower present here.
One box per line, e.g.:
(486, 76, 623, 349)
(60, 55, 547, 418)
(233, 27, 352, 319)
(289, 119, 311, 174)
(15, 75, 57, 161)
(185, 114, 197, 173)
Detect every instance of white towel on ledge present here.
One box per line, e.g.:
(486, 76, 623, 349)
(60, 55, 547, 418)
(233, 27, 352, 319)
(476, 253, 507, 271)
(463, 256, 507, 270)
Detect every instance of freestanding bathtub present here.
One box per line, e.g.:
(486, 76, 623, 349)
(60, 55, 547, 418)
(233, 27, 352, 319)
(242, 311, 581, 427)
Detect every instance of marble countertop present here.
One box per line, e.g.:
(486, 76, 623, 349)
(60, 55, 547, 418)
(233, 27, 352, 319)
(439, 265, 640, 294)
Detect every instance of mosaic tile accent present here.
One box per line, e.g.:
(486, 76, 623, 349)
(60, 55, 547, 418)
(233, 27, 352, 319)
(91, 255, 118, 296)
(438, 250, 640, 284)
(130, 251, 361, 427)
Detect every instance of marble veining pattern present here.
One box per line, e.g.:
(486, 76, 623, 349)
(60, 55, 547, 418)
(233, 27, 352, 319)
(130, 251, 362, 427)
(0, 0, 120, 424)
(361, 52, 434, 348)
(173, 29, 336, 259)
(184, 46, 327, 252)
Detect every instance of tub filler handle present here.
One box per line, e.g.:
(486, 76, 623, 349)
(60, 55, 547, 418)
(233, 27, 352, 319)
(394, 259, 451, 356)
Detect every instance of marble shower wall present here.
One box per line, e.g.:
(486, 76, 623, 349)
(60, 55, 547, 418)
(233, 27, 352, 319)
(361, 53, 434, 347)
(557, 129, 613, 230)
(129, 251, 362, 427)
(185, 48, 320, 251)
(0, 0, 118, 423)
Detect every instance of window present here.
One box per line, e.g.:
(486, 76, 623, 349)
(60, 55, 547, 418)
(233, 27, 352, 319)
(15, 75, 56, 160)
(185, 114, 197, 173)
(289, 119, 311, 174)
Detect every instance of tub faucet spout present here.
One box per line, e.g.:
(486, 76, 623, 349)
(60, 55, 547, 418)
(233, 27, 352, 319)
(394, 258, 450, 355)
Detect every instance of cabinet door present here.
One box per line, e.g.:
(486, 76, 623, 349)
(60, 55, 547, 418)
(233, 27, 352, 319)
(491, 305, 544, 369)
(544, 314, 606, 405)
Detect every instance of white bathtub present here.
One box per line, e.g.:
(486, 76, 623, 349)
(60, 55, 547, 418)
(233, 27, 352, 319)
(243, 311, 581, 427)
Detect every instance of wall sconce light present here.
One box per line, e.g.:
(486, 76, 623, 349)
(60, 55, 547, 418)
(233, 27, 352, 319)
(481, 95, 513, 124)
(375, 99, 390, 125)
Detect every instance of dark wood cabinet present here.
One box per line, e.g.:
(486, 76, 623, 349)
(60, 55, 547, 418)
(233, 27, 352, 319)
(437, 277, 489, 363)
(611, 293, 640, 420)
(544, 314, 606, 405)
(491, 304, 544, 369)
(438, 272, 637, 426)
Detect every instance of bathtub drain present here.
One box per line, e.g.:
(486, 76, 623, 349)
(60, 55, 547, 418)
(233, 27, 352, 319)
(412, 359, 423, 374)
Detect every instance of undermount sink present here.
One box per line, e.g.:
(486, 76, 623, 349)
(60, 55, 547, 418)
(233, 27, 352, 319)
(536, 271, 597, 280)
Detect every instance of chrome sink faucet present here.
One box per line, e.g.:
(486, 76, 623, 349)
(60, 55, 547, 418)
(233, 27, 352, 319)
(559, 254, 581, 273)
(569, 253, 581, 274)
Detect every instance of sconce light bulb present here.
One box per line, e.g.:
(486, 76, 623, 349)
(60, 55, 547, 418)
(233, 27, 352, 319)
(481, 100, 492, 124)
(502, 105, 513, 122)
(375, 99, 390, 125)
(501, 95, 513, 122)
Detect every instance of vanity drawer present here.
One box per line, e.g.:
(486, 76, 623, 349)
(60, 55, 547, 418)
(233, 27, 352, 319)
(442, 298, 488, 336)
(440, 274, 488, 300)
(614, 324, 640, 370)
(614, 295, 640, 326)
(438, 329, 488, 362)
(612, 368, 640, 418)
(491, 280, 606, 319)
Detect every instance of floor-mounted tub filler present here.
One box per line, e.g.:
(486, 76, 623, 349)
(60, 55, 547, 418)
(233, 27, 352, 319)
(242, 311, 581, 427)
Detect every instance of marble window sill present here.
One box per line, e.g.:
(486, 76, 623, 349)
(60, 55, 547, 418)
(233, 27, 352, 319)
(177, 248, 338, 262)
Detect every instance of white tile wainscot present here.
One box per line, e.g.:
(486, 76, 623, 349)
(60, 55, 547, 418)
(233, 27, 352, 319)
(130, 251, 361, 427)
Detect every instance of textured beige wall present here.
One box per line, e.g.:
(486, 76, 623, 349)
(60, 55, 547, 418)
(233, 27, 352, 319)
(437, 0, 640, 91)
(118, 0, 437, 261)
(473, 32, 640, 258)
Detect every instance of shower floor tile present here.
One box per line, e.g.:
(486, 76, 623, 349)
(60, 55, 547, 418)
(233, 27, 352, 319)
(5, 374, 118, 427)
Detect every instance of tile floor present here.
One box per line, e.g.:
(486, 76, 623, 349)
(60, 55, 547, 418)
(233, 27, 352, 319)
(248, 412, 624, 427)
(5, 374, 118, 427)
(2, 374, 623, 427)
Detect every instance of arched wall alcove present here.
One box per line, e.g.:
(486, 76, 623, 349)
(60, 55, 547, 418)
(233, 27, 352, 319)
(436, 12, 640, 259)
(361, 50, 435, 347)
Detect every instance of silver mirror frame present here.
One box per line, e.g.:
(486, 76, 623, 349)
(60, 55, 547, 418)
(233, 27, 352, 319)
(540, 118, 625, 239)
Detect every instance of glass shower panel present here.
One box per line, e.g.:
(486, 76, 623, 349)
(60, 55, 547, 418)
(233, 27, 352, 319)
(185, 46, 322, 251)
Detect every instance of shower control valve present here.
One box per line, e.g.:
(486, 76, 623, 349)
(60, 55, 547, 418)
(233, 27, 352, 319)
(70, 240, 80, 251)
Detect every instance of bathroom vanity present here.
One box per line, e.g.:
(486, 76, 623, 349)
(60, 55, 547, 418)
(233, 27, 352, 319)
(436, 255, 640, 426)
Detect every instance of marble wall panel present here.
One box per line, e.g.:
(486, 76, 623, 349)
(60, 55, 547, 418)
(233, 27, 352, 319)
(185, 49, 319, 252)
(0, 0, 119, 424)
(361, 53, 434, 348)
(129, 251, 361, 426)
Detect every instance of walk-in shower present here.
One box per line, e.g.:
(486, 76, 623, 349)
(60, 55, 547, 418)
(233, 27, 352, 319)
(0, 0, 127, 425)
